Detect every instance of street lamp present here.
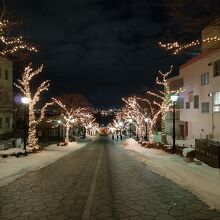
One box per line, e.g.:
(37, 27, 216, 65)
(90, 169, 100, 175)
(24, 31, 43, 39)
(21, 96, 29, 150)
(58, 120, 62, 143)
(170, 94, 179, 154)
(128, 118, 133, 138)
(144, 117, 149, 141)
(119, 121, 123, 127)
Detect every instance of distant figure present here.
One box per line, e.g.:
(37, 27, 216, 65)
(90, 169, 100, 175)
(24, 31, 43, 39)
(116, 134, 119, 141)
(120, 134, 122, 141)
(136, 134, 139, 141)
(112, 134, 114, 140)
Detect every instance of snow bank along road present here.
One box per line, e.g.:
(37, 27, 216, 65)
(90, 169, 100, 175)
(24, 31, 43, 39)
(0, 137, 220, 220)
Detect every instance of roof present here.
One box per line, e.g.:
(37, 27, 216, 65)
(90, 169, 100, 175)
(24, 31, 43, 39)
(180, 49, 220, 69)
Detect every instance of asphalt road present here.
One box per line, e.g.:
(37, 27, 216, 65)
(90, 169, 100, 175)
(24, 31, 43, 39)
(0, 137, 220, 220)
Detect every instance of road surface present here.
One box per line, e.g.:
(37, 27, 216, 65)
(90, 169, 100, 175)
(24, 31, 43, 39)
(0, 137, 220, 220)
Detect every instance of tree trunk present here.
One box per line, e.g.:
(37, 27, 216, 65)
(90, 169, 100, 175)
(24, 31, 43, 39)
(28, 105, 37, 148)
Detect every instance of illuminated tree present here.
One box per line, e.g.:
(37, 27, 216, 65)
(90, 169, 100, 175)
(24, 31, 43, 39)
(147, 66, 185, 143)
(0, 15, 37, 56)
(14, 64, 52, 149)
(53, 94, 93, 142)
(122, 97, 145, 137)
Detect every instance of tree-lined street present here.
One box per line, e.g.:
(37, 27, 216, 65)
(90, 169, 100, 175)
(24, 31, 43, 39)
(1, 137, 220, 220)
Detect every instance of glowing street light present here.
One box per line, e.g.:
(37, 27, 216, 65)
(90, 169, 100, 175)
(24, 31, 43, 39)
(119, 121, 124, 127)
(21, 96, 29, 104)
(170, 93, 179, 154)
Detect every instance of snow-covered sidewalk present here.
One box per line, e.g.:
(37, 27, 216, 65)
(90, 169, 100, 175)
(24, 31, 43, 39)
(0, 137, 95, 187)
(122, 138, 220, 211)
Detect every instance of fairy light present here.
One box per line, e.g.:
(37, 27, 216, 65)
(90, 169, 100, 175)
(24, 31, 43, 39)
(0, 18, 37, 55)
(159, 36, 220, 54)
(53, 98, 95, 142)
(146, 66, 185, 141)
(14, 64, 52, 149)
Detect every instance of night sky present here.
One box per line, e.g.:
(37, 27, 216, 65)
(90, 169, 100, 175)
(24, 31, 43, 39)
(9, 0, 188, 108)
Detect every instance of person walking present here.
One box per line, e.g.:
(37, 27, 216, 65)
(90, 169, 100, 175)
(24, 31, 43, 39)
(116, 134, 119, 141)
(112, 134, 114, 140)
(120, 133, 122, 141)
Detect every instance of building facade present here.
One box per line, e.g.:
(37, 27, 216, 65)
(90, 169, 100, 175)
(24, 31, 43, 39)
(165, 21, 220, 141)
(179, 49, 220, 140)
(0, 57, 13, 139)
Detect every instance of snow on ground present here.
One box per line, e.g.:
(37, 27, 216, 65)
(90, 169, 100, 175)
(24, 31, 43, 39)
(0, 137, 95, 187)
(0, 148, 26, 154)
(182, 147, 195, 157)
(122, 138, 220, 211)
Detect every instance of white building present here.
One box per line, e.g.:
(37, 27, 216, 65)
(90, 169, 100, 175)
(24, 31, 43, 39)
(179, 49, 220, 139)
(166, 22, 220, 140)
(0, 57, 13, 140)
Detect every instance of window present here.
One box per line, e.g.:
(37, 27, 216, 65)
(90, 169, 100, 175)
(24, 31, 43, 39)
(202, 102, 209, 113)
(0, 118, 2, 129)
(5, 117, 10, 128)
(213, 91, 220, 112)
(188, 91, 193, 102)
(5, 70, 8, 80)
(194, 95, 199, 109)
(214, 60, 220, 77)
(178, 97, 184, 109)
(186, 102, 190, 109)
(201, 72, 209, 85)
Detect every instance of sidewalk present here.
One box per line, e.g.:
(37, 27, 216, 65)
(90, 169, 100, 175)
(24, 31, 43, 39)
(122, 138, 220, 211)
(0, 137, 95, 187)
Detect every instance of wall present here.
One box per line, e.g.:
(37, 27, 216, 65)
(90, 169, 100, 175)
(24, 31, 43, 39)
(179, 50, 220, 139)
(0, 57, 13, 139)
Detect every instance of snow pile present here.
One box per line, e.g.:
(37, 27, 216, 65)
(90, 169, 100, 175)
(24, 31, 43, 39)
(182, 147, 195, 157)
(0, 148, 25, 154)
(0, 140, 92, 187)
(123, 138, 140, 148)
(123, 138, 220, 211)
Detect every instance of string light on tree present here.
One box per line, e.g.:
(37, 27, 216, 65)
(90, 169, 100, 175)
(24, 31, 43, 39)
(0, 18, 37, 56)
(53, 98, 94, 143)
(147, 66, 185, 143)
(14, 63, 53, 149)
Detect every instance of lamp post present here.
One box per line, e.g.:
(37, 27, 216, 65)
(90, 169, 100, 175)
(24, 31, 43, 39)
(170, 94, 179, 154)
(21, 97, 29, 150)
(128, 118, 133, 138)
(144, 117, 149, 141)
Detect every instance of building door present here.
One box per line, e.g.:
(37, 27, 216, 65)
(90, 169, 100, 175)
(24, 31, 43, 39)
(179, 125, 185, 139)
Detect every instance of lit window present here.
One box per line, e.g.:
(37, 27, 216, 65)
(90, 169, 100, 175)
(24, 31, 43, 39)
(201, 72, 209, 85)
(213, 91, 220, 112)
(194, 95, 199, 109)
(201, 102, 209, 113)
(214, 60, 220, 77)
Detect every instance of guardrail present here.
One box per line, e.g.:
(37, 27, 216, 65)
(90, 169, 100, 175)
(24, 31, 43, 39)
(195, 139, 220, 168)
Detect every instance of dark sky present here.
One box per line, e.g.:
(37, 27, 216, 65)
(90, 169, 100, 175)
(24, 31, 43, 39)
(8, 0, 188, 108)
